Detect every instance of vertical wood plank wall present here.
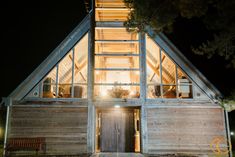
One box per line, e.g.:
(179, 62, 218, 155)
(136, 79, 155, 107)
(146, 107, 227, 155)
(9, 106, 88, 155)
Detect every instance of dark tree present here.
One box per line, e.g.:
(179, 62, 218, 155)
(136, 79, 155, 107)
(124, 0, 235, 68)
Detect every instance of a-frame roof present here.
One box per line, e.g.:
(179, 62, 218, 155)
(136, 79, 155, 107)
(9, 15, 90, 100)
(8, 14, 221, 101)
(148, 31, 221, 100)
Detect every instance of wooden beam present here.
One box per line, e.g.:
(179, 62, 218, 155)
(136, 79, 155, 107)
(96, 21, 124, 27)
(71, 48, 75, 97)
(140, 106, 148, 153)
(95, 53, 139, 56)
(55, 65, 59, 97)
(95, 40, 138, 43)
(146, 50, 158, 65)
(146, 59, 168, 83)
(139, 33, 146, 100)
(67, 54, 87, 82)
(95, 27, 127, 29)
(87, 0, 95, 153)
(74, 60, 87, 81)
(3, 97, 12, 157)
(95, 68, 139, 71)
(94, 83, 140, 86)
(95, 8, 132, 11)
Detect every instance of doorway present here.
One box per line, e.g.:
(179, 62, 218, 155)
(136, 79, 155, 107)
(96, 107, 140, 152)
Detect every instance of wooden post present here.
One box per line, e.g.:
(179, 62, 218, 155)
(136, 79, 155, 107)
(71, 48, 75, 98)
(175, 65, 179, 98)
(139, 32, 148, 153)
(159, 48, 163, 97)
(87, 0, 95, 154)
(55, 64, 59, 97)
(139, 32, 146, 101)
(224, 110, 233, 157)
(140, 105, 148, 154)
(3, 97, 12, 157)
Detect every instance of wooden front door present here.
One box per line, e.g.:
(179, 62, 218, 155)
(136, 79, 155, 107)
(100, 109, 134, 152)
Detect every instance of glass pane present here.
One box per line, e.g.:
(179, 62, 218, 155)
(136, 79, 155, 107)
(58, 52, 73, 98)
(95, 43, 139, 53)
(162, 85, 176, 98)
(177, 67, 192, 83)
(96, 0, 126, 8)
(177, 67, 193, 98)
(146, 35, 160, 84)
(95, 9, 130, 22)
(94, 85, 140, 99)
(178, 85, 193, 98)
(58, 52, 73, 84)
(161, 52, 176, 84)
(147, 85, 161, 98)
(74, 34, 88, 84)
(71, 84, 87, 98)
(42, 67, 57, 98)
(95, 56, 139, 68)
(95, 28, 138, 40)
(58, 84, 72, 98)
(95, 70, 140, 84)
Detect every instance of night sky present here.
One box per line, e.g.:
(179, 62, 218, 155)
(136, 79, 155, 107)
(1, 1, 235, 129)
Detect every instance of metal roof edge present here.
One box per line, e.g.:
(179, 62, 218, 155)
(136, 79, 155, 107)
(147, 29, 222, 100)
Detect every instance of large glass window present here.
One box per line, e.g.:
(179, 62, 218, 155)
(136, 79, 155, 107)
(177, 68, 193, 98)
(40, 33, 88, 98)
(146, 35, 193, 99)
(94, 4, 140, 99)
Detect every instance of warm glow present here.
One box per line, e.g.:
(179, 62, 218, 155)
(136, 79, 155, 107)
(101, 90, 108, 97)
(130, 91, 135, 95)
(114, 105, 120, 108)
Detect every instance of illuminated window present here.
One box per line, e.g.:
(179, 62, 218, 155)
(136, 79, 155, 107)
(94, 4, 140, 98)
(146, 35, 193, 99)
(40, 34, 88, 98)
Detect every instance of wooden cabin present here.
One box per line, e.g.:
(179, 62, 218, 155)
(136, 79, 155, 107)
(2, 0, 231, 156)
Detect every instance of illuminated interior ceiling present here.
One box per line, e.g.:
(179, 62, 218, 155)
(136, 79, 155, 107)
(96, 0, 127, 8)
(94, 2, 139, 74)
(94, 0, 140, 98)
(26, 0, 194, 99)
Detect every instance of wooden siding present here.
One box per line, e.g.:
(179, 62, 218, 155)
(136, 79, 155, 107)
(146, 107, 227, 155)
(8, 106, 88, 155)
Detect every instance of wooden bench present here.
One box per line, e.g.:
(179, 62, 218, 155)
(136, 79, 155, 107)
(6, 137, 46, 155)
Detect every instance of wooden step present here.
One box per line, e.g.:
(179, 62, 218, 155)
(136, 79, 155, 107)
(91, 153, 145, 157)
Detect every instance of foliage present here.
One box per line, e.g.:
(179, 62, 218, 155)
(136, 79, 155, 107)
(109, 85, 129, 98)
(221, 90, 235, 112)
(124, 0, 235, 68)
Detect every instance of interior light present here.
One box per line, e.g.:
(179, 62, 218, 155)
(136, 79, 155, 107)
(101, 90, 107, 97)
(231, 132, 234, 136)
(130, 91, 135, 95)
(95, 71, 100, 74)
(114, 105, 120, 108)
